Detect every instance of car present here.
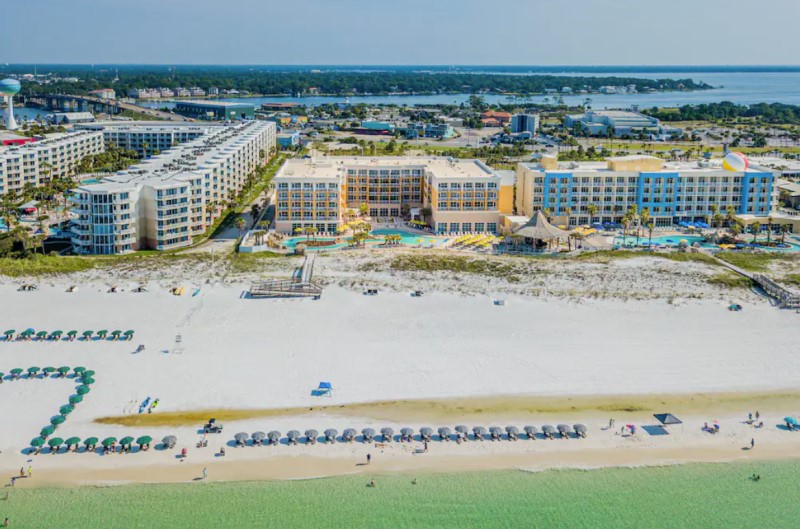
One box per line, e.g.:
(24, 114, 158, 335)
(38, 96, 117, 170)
(203, 418, 224, 434)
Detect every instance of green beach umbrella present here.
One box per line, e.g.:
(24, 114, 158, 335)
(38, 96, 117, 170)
(73, 366, 86, 375)
(0, 372, 4, 380)
(123, 330, 134, 337)
(43, 367, 56, 375)
(21, 329, 34, 336)
(50, 415, 66, 426)
(82, 331, 93, 339)
(76, 385, 91, 396)
(101, 437, 117, 447)
(97, 330, 108, 338)
(84, 437, 99, 447)
(58, 366, 70, 377)
(82, 370, 95, 379)
(69, 394, 83, 405)
(10, 368, 23, 379)
(51, 330, 63, 336)
(30, 437, 45, 447)
(27, 367, 40, 376)
(65, 437, 81, 447)
(120, 436, 134, 446)
(4, 330, 14, 339)
(47, 437, 63, 448)
(40, 426, 55, 438)
(66, 330, 78, 338)
(136, 436, 152, 446)
(82, 377, 95, 386)
(35, 331, 47, 340)
(59, 404, 74, 415)
(111, 330, 122, 338)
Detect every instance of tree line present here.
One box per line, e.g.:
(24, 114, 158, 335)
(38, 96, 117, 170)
(643, 102, 800, 125)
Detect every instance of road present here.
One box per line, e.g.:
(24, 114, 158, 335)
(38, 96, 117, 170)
(79, 95, 192, 122)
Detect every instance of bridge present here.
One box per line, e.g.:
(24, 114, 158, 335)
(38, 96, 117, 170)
(23, 94, 191, 122)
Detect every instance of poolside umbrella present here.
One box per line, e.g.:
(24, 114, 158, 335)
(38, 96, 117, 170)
(50, 415, 66, 427)
(69, 395, 83, 405)
(524, 426, 539, 439)
(438, 427, 452, 441)
(162, 435, 177, 449)
(73, 366, 86, 375)
(251, 431, 266, 445)
(28, 367, 41, 377)
(35, 331, 48, 340)
(97, 330, 108, 339)
(82, 377, 96, 386)
(82, 331, 93, 340)
(489, 426, 503, 440)
(324, 429, 338, 443)
(420, 427, 433, 441)
(557, 424, 573, 438)
(123, 330, 134, 340)
(137, 436, 153, 447)
(40, 426, 55, 438)
(267, 431, 281, 445)
(574, 424, 588, 438)
(287, 430, 300, 444)
(120, 436, 134, 448)
(101, 437, 117, 448)
(342, 428, 356, 442)
(234, 432, 248, 446)
(380, 427, 394, 442)
(472, 426, 487, 440)
(506, 426, 519, 439)
(400, 427, 414, 442)
(10, 368, 23, 379)
(59, 404, 74, 415)
(111, 330, 122, 340)
(30, 437, 45, 448)
(43, 367, 56, 376)
(65, 437, 81, 449)
(76, 385, 91, 396)
(361, 428, 375, 442)
(304, 429, 318, 444)
(66, 330, 78, 339)
(48, 437, 64, 449)
(84, 437, 99, 448)
(58, 366, 70, 377)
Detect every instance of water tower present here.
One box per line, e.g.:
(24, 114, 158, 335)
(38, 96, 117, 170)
(0, 78, 22, 130)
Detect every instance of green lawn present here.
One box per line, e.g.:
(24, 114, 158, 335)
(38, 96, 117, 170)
(1, 461, 798, 528)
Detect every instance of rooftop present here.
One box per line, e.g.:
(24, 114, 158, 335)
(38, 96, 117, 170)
(276, 156, 501, 181)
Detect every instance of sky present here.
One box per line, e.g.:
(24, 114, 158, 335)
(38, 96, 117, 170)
(5, 0, 800, 65)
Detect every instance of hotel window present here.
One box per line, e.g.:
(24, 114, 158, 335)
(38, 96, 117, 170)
(437, 202, 447, 210)
(487, 223, 497, 233)
(449, 223, 459, 232)
(461, 223, 472, 232)
(475, 223, 485, 233)
(449, 202, 459, 209)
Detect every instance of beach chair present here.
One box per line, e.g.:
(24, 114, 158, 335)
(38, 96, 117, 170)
(317, 382, 333, 397)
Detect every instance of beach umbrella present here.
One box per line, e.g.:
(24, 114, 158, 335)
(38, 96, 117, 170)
(0, 372, 4, 381)
(574, 424, 588, 438)
(111, 330, 122, 339)
(35, 331, 48, 340)
(400, 427, 414, 442)
(137, 436, 152, 446)
(438, 427, 452, 441)
(489, 426, 503, 439)
(342, 428, 356, 442)
(43, 367, 56, 375)
(380, 427, 394, 442)
(287, 430, 300, 443)
(30, 437, 45, 447)
(40, 426, 55, 438)
(304, 429, 318, 443)
(101, 437, 117, 447)
(3, 330, 14, 340)
(234, 432, 248, 446)
(506, 426, 519, 438)
(76, 385, 91, 396)
(123, 330, 134, 339)
(784, 417, 799, 426)
(162, 435, 177, 448)
(28, 367, 41, 376)
(47, 437, 64, 448)
(58, 366, 70, 377)
(420, 427, 433, 440)
(267, 431, 281, 445)
(82, 331, 93, 340)
(455, 425, 469, 435)
(473, 426, 487, 440)
(65, 437, 81, 448)
(324, 429, 338, 442)
(120, 436, 134, 447)
(50, 415, 66, 426)
(82, 377, 96, 386)
(557, 424, 573, 438)
(251, 431, 266, 444)
(10, 368, 23, 378)
(73, 366, 86, 375)
(66, 330, 78, 338)
(361, 428, 375, 442)
(542, 425, 557, 438)
(97, 330, 108, 338)
(84, 437, 99, 448)
(22, 329, 35, 336)
(83, 370, 96, 379)
(50, 330, 63, 339)
(524, 426, 539, 439)
(69, 395, 83, 405)
(59, 404, 74, 415)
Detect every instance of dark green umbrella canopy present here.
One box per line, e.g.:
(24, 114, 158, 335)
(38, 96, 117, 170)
(65, 437, 81, 446)
(10, 368, 23, 375)
(81, 377, 95, 386)
(82, 331, 93, 338)
(3, 330, 14, 336)
(0, 372, 4, 379)
(97, 330, 108, 337)
(84, 437, 99, 446)
(76, 385, 91, 395)
(50, 415, 66, 426)
(123, 330, 134, 336)
(28, 367, 40, 374)
(43, 367, 56, 374)
(69, 395, 83, 405)
(73, 366, 86, 375)
(66, 330, 78, 337)
(120, 436, 134, 446)
(59, 404, 74, 415)
(30, 437, 45, 447)
(58, 366, 70, 375)
(101, 437, 117, 447)
(35, 331, 47, 339)
(136, 436, 153, 445)
(111, 330, 122, 336)
(40, 426, 55, 437)
(50, 331, 63, 338)
(21, 329, 34, 336)
(47, 437, 64, 448)
(82, 370, 96, 378)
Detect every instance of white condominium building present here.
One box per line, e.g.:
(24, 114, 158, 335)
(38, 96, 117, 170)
(0, 131, 104, 196)
(71, 121, 276, 254)
(75, 121, 221, 158)
(516, 155, 776, 227)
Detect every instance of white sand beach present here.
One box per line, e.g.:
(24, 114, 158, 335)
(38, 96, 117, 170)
(0, 251, 799, 484)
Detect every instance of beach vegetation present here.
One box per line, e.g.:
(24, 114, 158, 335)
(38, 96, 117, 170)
(389, 254, 528, 280)
(715, 251, 797, 272)
(706, 272, 754, 289)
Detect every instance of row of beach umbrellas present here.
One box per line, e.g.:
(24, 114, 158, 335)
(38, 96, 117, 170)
(232, 424, 589, 446)
(31, 435, 159, 453)
(1, 366, 93, 382)
(3, 329, 134, 342)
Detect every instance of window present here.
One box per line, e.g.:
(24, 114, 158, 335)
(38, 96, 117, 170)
(487, 223, 497, 233)
(461, 223, 472, 232)
(449, 222, 459, 232)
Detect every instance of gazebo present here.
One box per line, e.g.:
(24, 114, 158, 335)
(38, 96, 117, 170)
(506, 211, 570, 252)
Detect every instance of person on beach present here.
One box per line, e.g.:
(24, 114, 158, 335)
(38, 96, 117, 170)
(3, 516, 8, 526)
(219, 447, 225, 457)
(609, 419, 615, 428)
(368, 479, 376, 488)
(202, 468, 207, 481)
(423, 441, 428, 453)
(756, 411, 760, 420)
(751, 438, 755, 449)
(748, 412, 753, 423)
(17, 469, 22, 479)
(366, 453, 371, 465)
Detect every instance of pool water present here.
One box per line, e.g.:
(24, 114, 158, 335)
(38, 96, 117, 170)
(282, 229, 441, 251)
(615, 235, 713, 248)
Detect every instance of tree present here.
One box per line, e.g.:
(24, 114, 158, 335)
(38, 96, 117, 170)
(250, 204, 261, 221)
(586, 203, 599, 225)
(303, 225, 318, 242)
(235, 216, 247, 237)
(359, 203, 369, 217)
(639, 208, 651, 242)
(766, 216, 773, 245)
(750, 221, 761, 244)
(725, 205, 736, 227)
(708, 204, 719, 227)
(647, 221, 655, 247)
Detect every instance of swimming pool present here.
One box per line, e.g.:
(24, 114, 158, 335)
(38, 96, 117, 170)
(614, 235, 713, 248)
(370, 228, 441, 246)
(281, 229, 442, 251)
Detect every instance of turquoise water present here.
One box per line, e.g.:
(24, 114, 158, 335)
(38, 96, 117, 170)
(615, 235, 712, 248)
(282, 229, 441, 251)
(81, 178, 101, 185)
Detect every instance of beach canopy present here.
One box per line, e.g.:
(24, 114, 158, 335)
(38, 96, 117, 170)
(84, 437, 99, 446)
(524, 426, 539, 437)
(76, 386, 91, 396)
(324, 429, 338, 440)
(574, 424, 588, 437)
(287, 430, 300, 440)
(438, 427, 452, 439)
(342, 428, 356, 440)
(58, 366, 70, 375)
(30, 437, 45, 447)
(120, 436, 134, 446)
(43, 367, 56, 374)
(66, 331, 78, 336)
(162, 435, 177, 447)
(234, 432, 248, 444)
(653, 413, 683, 426)
(28, 367, 40, 374)
(380, 427, 394, 440)
(82, 377, 96, 385)
(69, 395, 83, 404)
(251, 431, 266, 442)
(506, 426, 519, 435)
(83, 370, 96, 378)
(785, 417, 799, 426)
(362, 428, 375, 439)
(267, 431, 281, 442)
(10, 368, 23, 375)
(59, 404, 74, 415)
(65, 437, 81, 446)
(48, 437, 64, 448)
(137, 436, 153, 445)
(512, 211, 570, 240)
(101, 437, 117, 447)
(305, 429, 318, 440)
(50, 415, 66, 426)
(73, 366, 86, 374)
(40, 426, 55, 437)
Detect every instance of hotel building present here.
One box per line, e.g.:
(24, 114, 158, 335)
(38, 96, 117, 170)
(75, 121, 221, 158)
(0, 131, 104, 196)
(515, 155, 776, 227)
(273, 157, 513, 235)
(70, 121, 276, 254)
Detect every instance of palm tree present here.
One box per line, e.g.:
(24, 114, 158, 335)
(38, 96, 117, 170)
(303, 225, 318, 242)
(639, 208, 650, 243)
(712, 212, 724, 229)
(647, 221, 655, 247)
(766, 216, 773, 246)
(235, 216, 247, 237)
(542, 208, 552, 222)
(780, 224, 789, 245)
(586, 203, 599, 225)
(708, 204, 718, 227)
(725, 205, 736, 228)
(750, 221, 761, 244)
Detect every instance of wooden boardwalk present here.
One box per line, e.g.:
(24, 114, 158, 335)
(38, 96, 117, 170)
(713, 255, 800, 309)
(249, 255, 322, 298)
